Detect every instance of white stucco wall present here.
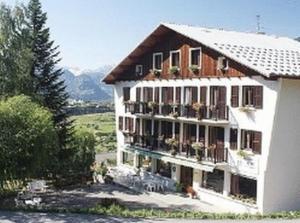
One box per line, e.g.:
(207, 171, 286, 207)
(112, 76, 282, 213)
(262, 79, 300, 213)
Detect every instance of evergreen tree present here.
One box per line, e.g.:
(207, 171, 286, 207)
(25, 0, 72, 151)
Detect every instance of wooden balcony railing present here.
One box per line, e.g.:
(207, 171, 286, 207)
(124, 134, 228, 164)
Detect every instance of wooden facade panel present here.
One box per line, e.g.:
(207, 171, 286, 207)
(117, 31, 253, 82)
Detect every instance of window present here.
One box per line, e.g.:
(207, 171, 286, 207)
(217, 56, 229, 70)
(153, 52, 163, 70)
(231, 175, 257, 201)
(123, 87, 130, 102)
(170, 50, 180, 68)
(138, 155, 152, 172)
(189, 48, 201, 67)
(202, 169, 224, 193)
(156, 160, 171, 178)
(135, 65, 143, 76)
(241, 129, 262, 154)
(124, 117, 134, 133)
(122, 151, 134, 166)
(242, 86, 263, 109)
(184, 87, 198, 105)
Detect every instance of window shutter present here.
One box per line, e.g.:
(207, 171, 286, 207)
(230, 128, 237, 150)
(191, 87, 198, 103)
(161, 87, 167, 104)
(218, 86, 226, 106)
(129, 118, 134, 132)
(240, 129, 245, 149)
(136, 118, 140, 135)
(254, 86, 263, 109)
(230, 175, 240, 195)
(252, 131, 262, 154)
(136, 87, 141, 102)
(124, 117, 128, 131)
(119, 116, 123, 131)
(154, 87, 160, 103)
(123, 87, 130, 101)
(231, 86, 239, 107)
(168, 87, 174, 103)
(176, 87, 181, 104)
(200, 86, 207, 104)
(148, 88, 153, 101)
(199, 126, 205, 145)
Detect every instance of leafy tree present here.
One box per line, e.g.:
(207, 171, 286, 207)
(0, 4, 32, 97)
(69, 128, 96, 174)
(25, 0, 72, 150)
(0, 95, 59, 186)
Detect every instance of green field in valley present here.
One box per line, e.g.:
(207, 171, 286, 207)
(71, 112, 116, 153)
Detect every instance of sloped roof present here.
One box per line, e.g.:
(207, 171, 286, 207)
(103, 23, 300, 83)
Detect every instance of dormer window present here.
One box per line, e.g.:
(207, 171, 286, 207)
(170, 50, 180, 68)
(189, 48, 201, 68)
(153, 52, 163, 71)
(135, 65, 143, 76)
(217, 56, 229, 70)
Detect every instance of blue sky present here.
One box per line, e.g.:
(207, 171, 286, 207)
(3, 0, 300, 70)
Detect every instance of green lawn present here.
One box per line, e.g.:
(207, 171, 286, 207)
(71, 112, 116, 153)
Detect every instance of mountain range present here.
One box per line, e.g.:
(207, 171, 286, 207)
(61, 65, 113, 102)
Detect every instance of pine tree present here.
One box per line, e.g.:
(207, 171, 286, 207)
(25, 0, 72, 151)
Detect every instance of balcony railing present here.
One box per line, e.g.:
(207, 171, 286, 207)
(127, 102, 229, 121)
(124, 134, 227, 164)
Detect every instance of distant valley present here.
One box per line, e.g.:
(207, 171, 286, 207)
(61, 65, 113, 102)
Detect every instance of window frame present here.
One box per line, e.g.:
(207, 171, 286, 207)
(153, 52, 163, 71)
(169, 50, 181, 69)
(135, 64, 143, 76)
(189, 47, 202, 68)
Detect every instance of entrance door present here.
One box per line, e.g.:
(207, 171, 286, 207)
(180, 166, 193, 188)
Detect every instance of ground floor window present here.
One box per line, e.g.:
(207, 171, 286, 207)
(122, 151, 134, 166)
(231, 174, 257, 203)
(202, 169, 224, 193)
(138, 155, 152, 172)
(156, 160, 171, 178)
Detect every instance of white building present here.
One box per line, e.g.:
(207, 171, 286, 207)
(103, 23, 300, 214)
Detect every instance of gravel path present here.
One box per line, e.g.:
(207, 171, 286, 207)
(1, 211, 300, 223)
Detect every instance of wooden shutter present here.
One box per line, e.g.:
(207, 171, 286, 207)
(136, 118, 140, 135)
(230, 175, 240, 195)
(254, 86, 263, 109)
(168, 87, 174, 103)
(199, 125, 205, 144)
(129, 118, 134, 132)
(231, 86, 239, 107)
(200, 86, 207, 104)
(143, 87, 153, 102)
(119, 116, 123, 131)
(230, 128, 237, 150)
(240, 129, 245, 149)
(218, 86, 226, 106)
(191, 87, 198, 103)
(154, 87, 160, 103)
(136, 87, 141, 102)
(176, 87, 181, 104)
(124, 117, 129, 131)
(252, 131, 262, 154)
(162, 87, 167, 103)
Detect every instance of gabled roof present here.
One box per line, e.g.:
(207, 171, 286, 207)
(103, 23, 300, 83)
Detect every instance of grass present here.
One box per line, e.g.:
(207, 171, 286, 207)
(5, 204, 300, 220)
(71, 112, 116, 153)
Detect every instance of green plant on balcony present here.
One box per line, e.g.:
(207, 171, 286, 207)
(165, 138, 178, 156)
(189, 65, 199, 74)
(192, 142, 204, 161)
(169, 66, 180, 75)
(150, 69, 161, 77)
(237, 149, 253, 159)
(147, 101, 158, 116)
(192, 102, 204, 120)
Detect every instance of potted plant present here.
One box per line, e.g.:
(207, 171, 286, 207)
(192, 102, 204, 120)
(165, 138, 178, 156)
(189, 65, 199, 74)
(169, 66, 180, 76)
(170, 111, 179, 119)
(147, 101, 158, 115)
(150, 69, 161, 77)
(237, 149, 254, 159)
(191, 142, 204, 161)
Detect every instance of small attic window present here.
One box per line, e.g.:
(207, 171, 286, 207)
(153, 52, 163, 71)
(189, 47, 201, 68)
(135, 65, 143, 76)
(217, 56, 229, 71)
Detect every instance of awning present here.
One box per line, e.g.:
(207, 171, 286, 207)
(124, 146, 215, 172)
